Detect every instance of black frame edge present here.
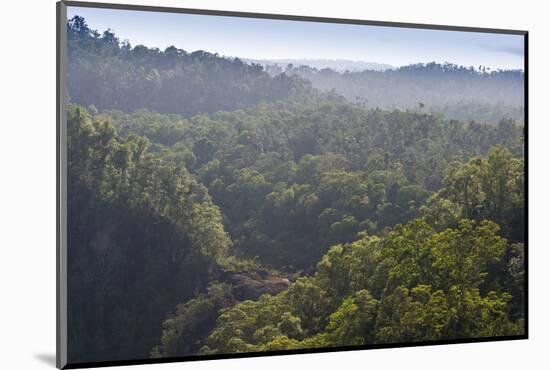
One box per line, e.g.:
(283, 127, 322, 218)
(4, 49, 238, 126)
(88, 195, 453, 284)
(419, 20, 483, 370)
(64, 335, 527, 369)
(56, 2, 60, 368)
(62, 0, 528, 35)
(57, 1, 68, 369)
(523, 32, 529, 338)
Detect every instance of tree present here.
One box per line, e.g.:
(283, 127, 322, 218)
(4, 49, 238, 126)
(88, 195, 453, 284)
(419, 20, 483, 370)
(422, 146, 524, 241)
(325, 290, 378, 345)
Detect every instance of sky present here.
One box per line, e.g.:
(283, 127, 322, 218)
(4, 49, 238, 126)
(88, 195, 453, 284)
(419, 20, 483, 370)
(67, 6, 525, 70)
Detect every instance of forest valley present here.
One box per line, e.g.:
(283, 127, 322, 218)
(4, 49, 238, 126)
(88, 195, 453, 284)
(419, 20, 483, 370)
(65, 16, 525, 363)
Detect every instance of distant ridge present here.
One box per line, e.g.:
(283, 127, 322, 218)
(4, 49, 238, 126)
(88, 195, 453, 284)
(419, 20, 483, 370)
(243, 58, 394, 72)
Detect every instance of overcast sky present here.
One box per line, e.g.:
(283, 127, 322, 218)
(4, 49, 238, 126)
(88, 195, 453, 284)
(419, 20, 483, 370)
(68, 6, 525, 70)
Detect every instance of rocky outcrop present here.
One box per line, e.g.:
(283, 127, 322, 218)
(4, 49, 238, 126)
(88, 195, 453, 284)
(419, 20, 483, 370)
(225, 271, 290, 301)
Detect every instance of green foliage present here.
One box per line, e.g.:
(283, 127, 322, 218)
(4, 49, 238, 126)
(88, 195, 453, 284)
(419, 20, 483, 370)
(283, 62, 524, 123)
(325, 290, 378, 345)
(67, 16, 311, 117)
(422, 146, 524, 241)
(66, 16, 525, 362)
(67, 99, 524, 361)
(151, 283, 234, 357)
(98, 97, 522, 270)
(199, 219, 522, 353)
(66, 105, 231, 362)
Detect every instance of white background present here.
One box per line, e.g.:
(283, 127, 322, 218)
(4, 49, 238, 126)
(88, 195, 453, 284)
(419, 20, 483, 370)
(1, 0, 548, 369)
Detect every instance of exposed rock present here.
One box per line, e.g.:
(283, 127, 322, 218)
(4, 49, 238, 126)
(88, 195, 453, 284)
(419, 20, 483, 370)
(226, 271, 290, 301)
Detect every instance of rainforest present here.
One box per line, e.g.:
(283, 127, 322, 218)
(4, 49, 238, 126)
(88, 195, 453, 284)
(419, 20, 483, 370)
(65, 14, 525, 364)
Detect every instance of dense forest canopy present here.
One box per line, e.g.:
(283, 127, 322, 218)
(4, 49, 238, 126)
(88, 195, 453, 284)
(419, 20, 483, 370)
(67, 16, 311, 117)
(271, 62, 524, 123)
(98, 97, 523, 270)
(244, 58, 394, 72)
(65, 15, 525, 365)
(67, 15, 524, 124)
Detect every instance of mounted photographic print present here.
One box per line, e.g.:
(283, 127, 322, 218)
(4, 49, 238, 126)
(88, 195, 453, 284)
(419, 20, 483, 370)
(56, 1, 528, 368)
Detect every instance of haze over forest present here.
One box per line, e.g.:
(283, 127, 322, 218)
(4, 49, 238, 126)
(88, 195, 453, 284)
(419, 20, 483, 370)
(243, 58, 395, 72)
(65, 11, 525, 365)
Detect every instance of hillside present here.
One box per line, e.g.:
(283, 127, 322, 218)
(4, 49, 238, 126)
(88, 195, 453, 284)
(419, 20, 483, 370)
(244, 58, 394, 72)
(66, 16, 311, 117)
(65, 15, 526, 364)
(284, 62, 524, 123)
